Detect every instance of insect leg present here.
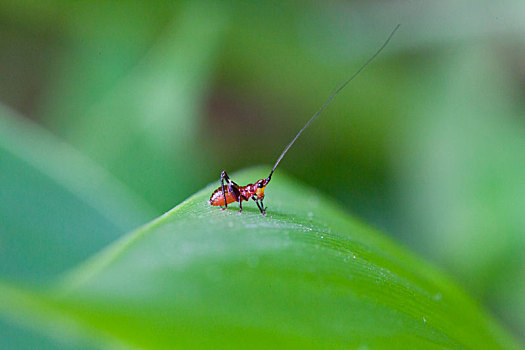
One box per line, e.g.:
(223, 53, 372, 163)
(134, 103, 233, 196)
(220, 171, 229, 209)
(222, 171, 245, 211)
(228, 182, 242, 202)
(260, 198, 267, 215)
(253, 197, 266, 216)
(238, 195, 250, 213)
(256, 200, 265, 215)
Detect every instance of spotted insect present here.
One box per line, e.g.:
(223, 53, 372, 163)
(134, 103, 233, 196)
(210, 25, 400, 215)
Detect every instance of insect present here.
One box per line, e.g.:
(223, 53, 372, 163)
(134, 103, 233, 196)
(210, 25, 400, 215)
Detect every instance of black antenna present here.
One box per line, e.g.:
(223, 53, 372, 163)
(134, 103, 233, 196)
(267, 24, 400, 182)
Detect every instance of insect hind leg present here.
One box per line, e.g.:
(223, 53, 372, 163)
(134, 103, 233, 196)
(220, 171, 242, 211)
(220, 171, 229, 209)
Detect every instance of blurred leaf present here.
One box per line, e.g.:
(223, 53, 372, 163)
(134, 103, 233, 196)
(0, 316, 86, 350)
(36, 2, 178, 133)
(0, 168, 519, 348)
(0, 104, 154, 282)
(37, 1, 230, 212)
(0, 282, 106, 349)
(393, 45, 525, 335)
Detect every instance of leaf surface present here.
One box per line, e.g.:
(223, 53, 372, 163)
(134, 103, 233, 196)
(0, 168, 519, 348)
(0, 105, 154, 282)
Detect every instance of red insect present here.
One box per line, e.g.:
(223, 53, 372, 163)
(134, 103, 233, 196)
(210, 25, 400, 215)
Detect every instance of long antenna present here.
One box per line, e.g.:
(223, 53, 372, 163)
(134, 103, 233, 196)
(267, 24, 400, 182)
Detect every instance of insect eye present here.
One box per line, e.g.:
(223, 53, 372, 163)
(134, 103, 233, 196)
(258, 183, 263, 188)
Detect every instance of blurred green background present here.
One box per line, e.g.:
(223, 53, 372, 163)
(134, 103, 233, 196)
(0, 0, 524, 344)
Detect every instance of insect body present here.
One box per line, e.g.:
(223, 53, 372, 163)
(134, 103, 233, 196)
(210, 25, 400, 215)
(210, 171, 269, 214)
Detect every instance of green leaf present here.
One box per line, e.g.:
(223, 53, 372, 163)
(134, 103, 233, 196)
(0, 168, 519, 348)
(0, 104, 154, 282)
(393, 45, 525, 334)
(37, 1, 231, 212)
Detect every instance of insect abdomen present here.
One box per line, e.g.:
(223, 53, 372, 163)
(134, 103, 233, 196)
(209, 187, 238, 206)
